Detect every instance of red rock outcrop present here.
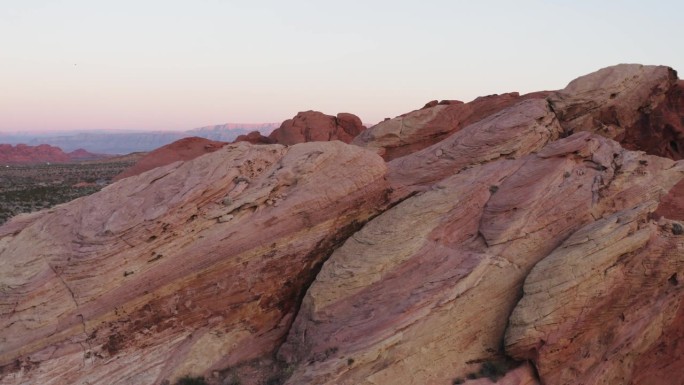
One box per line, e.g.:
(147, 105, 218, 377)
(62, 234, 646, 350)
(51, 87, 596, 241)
(0, 144, 104, 164)
(550, 64, 683, 159)
(67, 148, 109, 162)
(268, 111, 365, 145)
(352, 91, 552, 160)
(234, 130, 275, 145)
(113, 137, 227, 181)
(0, 141, 390, 385)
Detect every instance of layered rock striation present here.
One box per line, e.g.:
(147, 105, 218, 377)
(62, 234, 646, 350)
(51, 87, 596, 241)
(352, 92, 551, 161)
(0, 141, 390, 384)
(1, 64, 683, 385)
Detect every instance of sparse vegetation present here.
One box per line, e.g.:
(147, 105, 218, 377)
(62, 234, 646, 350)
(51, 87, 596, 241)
(215, 356, 296, 385)
(265, 374, 286, 385)
(478, 360, 510, 381)
(0, 160, 134, 225)
(455, 359, 516, 383)
(225, 372, 241, 385)
(174, 376, 208, 385)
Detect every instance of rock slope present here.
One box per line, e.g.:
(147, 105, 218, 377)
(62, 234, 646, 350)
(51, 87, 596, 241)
(113, 137, 227, 181)
(0, 141, 390, 385)
(279, 132, 684, 385)
(0, 64, 683, 385)
(352, 92, 551, 160)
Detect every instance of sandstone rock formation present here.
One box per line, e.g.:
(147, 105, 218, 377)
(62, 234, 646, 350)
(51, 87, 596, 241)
(113, 137, 227, 181)
(278, 132, 684, 385)
(1, 64, 683, 385)
(0, 141, 390, 385)
(387, 98, 562, 195)
(0, 144, 105, 165)
(550, 64, 683, 159)
(352, 92, 552, 161)
(656, 179, 684, 220)
(268, 111, 365, 145)
(505, 203, 684, 385)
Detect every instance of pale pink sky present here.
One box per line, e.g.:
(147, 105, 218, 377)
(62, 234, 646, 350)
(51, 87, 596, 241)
(1, 1, 682, 132)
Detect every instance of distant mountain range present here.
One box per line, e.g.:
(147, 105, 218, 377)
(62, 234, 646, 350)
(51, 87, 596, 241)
(0, 123, 280, 154)
(0, 144, 107, 164)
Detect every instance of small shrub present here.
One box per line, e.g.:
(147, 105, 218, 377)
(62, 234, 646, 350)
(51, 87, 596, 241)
(175, 376, 208, 385)
(452, 378, 464, 384)
(478, 360, 509, 381)
(265, 374, 285, 385)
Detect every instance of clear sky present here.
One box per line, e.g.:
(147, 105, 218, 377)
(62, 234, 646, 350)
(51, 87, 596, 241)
(1, 0, 682, 132)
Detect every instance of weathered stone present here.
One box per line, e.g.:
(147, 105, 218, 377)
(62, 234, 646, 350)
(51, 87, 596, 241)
(550, 64, 682, 159)
(505, 204, 684, 385)
(388, 98, 563, 196)
(0, 141, 390, 385)
(268, 111, 365, 145)
(278, 133, 684, 385)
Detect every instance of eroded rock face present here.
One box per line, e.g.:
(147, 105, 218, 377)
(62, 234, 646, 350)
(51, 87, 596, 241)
(352, 92, 552, 160)
(505, 204, 684, 385)
(113, 137, 227, 181)
(622, 79, 684, 159)
(550, 64, 683, 159)
(278, 133, 684, 385)
(268, 111, 365, 145)
(0, 141, 390, 385)
(656, 179, 684, 220)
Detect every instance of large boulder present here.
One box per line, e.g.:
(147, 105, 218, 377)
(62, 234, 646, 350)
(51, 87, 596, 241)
(268, 111, 366, 145)
(234, 130, 275, 145)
